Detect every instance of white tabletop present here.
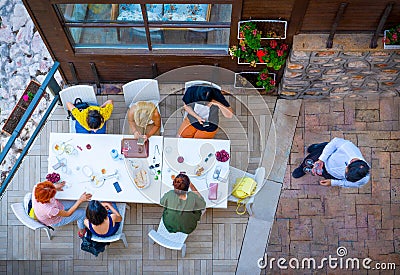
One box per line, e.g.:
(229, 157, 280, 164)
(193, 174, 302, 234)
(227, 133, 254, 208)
(48, 133, 163, 204)
(160, 137, 230, 208)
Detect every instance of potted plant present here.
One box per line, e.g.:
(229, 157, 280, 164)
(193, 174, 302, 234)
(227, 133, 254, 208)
(238, 20, 287, 40)
(2, 80, 42, 135)
(229, 22, 289, 69)
(384, 24, 400, 49)
(234, 69, 276, 93)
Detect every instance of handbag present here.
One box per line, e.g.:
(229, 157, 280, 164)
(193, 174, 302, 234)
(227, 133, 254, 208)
(232, 177, 257, 215)
(67, 98, 90, 120)
(80, 230, 109, 257)
(121, 138, 149, 158)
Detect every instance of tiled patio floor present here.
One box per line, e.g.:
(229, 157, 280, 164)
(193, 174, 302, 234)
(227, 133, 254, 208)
(1, 90, 277, 274)
(265, 96, 400, 274)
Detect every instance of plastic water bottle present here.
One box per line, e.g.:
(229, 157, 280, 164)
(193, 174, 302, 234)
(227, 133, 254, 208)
(110, 149, 119, 160)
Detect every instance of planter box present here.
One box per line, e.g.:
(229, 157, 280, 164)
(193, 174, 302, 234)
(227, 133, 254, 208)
(2, 80, 41, 135)
(383, 30, 400, 49)
(234, 72, 276, 90)
(238, 20, 287, 40)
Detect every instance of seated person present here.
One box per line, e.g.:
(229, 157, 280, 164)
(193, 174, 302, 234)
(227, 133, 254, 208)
(84, 200, 122, 237)
(67, 99, 113, 134)
(127, 101, 161, 141)
(178, 85, 233, 139)
(32, 181, 92, 238)
(160, 173, 206, 234)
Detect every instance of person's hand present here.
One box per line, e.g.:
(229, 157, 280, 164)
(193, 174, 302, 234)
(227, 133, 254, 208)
(133, 131, 140, 139)
(320, 179, 331, 186)
(79, 192, 92, 202)
(101, 202, 112, 210)
(196, 116, 205, 125)
(142, 134, 148, 142)
(312, 160, 324, 176)
(54, 181, 66, 191)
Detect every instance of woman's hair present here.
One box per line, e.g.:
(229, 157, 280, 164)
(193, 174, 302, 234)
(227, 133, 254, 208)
(173, 173, 190, 194)
(133, 101, 156, 128)
(86, 200, 108, 226)
(34, 181, 56, 203)
(346, 160, 370, 182)
(87, 110, 104, 130)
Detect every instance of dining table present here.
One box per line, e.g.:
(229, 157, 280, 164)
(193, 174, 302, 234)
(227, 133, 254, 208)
(48, 133, 163, 203)
(48, 133, 230, 208)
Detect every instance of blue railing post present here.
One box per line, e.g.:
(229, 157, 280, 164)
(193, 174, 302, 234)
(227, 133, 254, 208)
(0, 61, 61, 199)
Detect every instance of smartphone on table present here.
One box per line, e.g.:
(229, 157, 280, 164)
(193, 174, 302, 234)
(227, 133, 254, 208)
(137, 136, 145, 146)
(113, 182, 122, 193)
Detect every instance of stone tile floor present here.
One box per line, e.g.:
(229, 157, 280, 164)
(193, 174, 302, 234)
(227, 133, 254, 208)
(264, 95, 400, 274)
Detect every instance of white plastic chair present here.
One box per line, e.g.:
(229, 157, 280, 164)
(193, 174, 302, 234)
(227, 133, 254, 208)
(184, 80, 221, 91)
(90, 203, 129, 247)
(122, 79, 160, 108)
(10, 193, 52, 240)
(148, 218, 188, 257)
(122, 79, 163, 134)
(59, 85, 98, 133)
(228, 166, 266, 216)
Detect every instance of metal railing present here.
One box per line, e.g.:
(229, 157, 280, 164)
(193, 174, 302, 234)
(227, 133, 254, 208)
(0, 62, 61, 199)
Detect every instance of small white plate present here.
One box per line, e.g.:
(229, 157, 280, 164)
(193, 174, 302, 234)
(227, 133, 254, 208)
(52, 142, 64, 155)
(82, 165, 93, 177)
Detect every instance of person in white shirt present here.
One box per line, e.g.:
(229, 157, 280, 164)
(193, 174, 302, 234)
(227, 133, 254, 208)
(292, 138, 370, 188)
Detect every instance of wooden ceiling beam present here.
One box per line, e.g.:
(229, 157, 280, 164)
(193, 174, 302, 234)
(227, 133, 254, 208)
(326, 2, 348, 48)
(370, 2, 394, 49)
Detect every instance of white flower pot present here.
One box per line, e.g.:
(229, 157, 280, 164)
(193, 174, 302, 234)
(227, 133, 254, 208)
(234, 72, 276, 89)
(383, 30, 400, 49)
(238, 20, 287, 40)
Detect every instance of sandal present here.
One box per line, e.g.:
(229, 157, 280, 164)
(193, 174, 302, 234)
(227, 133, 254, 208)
(78, 228, 87, 238)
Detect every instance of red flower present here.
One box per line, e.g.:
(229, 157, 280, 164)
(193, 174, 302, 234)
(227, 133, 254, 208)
(252, 29, 257, 36)
(280, 43, 288, 51)
(277, 49, 284, 57)
(260, 73, 268, 80)
(256, 49, 266, 63)
(241, 46, 246, 51)
(270, 40, 278, 49)
(270, 79, 276, 85)
(239, 32, 244, 38)
(22, 94, 29, 102)
(393, 33, 398, 41)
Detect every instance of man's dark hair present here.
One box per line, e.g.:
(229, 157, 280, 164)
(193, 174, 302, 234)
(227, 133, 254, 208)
(86, 200, 107, 226)
(345, 160, 370, 182)
(87, 110, 104, 130)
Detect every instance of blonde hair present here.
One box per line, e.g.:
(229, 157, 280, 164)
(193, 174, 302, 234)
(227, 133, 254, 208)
(133, 101, 156, 128)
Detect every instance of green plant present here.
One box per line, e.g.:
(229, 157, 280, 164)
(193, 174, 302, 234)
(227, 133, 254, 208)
(256, 68, 276, 92)
(384, 24, 400, 45)
(229, 22, 289, 70)
(22, 91, 34, 102)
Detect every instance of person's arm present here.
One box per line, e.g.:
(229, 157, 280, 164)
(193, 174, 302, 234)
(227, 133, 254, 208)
(66, 102, 76, 112)
(210, 99, 234, 118)
(58, 192, 92, 217)
(318, 138, 346, 163)
(183, 104, 205, 125)
(189, 182, 204, 199)
(328, 173, 370, 188)
(101, 99, 113, 108)
(146, 109, 161, 138)
(102, 202, 122, 223)
(127, 105, 141, 138)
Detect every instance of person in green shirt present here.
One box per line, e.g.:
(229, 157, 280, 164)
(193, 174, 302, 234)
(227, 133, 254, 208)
(160, 173, 206, 234)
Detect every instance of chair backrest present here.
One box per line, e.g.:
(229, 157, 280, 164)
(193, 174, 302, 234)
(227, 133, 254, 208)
(184, 80, 221, 91)
(59, 85, 97, 112)
(148, 218, 188, 250)
(11, 202, 45, 231)
(122, 79, 160, 107)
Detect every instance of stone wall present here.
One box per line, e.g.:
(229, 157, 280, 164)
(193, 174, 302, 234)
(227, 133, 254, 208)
(279, 34, 400, 99)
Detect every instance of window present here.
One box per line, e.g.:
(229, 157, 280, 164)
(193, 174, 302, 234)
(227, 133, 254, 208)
(56, 3, 232, 52)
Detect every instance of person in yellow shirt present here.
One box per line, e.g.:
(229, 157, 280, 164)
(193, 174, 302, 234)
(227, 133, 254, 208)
(67, 99, 113, 134)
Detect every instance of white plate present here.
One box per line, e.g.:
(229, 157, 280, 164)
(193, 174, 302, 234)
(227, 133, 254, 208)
(133, 169, 151, 189)
(90, 174, 105, 188)
(82, 165, 93, 177)
(52, 142, 64, 155)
